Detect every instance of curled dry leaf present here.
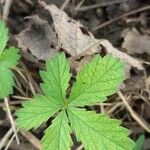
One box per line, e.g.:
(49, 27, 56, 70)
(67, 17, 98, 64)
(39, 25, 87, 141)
(16, 16, 58, 60)
(99, 39, 144, 70)
(122, 28, 150, 55)
(38, 1, 100, 57)
(38, 1, 143, 72)
(16, 1, 143, 77)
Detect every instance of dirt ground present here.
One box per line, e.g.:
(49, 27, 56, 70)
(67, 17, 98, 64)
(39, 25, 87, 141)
(0, 0, 150, 150)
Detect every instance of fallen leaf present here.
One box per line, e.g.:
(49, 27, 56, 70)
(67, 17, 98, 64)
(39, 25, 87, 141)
(16, 2, 144, 77)
(39, 1, 100, 57)
(99, 39, 144, 71)
(122, 28, 150, 55)
(16, 16, 58, 60)
(38, 1, 143, 74)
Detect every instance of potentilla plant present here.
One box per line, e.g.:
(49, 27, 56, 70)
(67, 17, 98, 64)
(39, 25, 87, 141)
(0, 20, 20, 143)
(16, 52, 135, 150)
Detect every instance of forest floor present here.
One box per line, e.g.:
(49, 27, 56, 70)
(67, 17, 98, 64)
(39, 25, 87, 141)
(0, 0, 150, 150)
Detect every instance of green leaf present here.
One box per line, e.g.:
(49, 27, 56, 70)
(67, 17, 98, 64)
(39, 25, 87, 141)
(0, 21, 20, 100)
(0, 20, 8, 55)
(16, 53, 134, 150)
(41, 110, 72, 150)
(1, 47, 20, 68)
(68, 108, 135, 150)
(40, 53, 71, 106)
(69, 54, 125, 106)
(134, 135, 145, 150)
(16, 94, 60, 130)
(0, 66, 14, 99)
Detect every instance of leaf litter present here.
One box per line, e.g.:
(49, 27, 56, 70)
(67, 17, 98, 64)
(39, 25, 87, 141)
(16, 15, 59, 60)
(1, 0, 150, 149)
(16, 1, 143, 78)
(122, 28, 150, 55)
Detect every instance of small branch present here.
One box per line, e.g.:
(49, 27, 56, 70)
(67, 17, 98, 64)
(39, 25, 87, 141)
(4, 129, 19, 150)
(76, 144, 83, 150)
(20, 130, 41, 149)
(4, 97, 20, 144)
(2, 0, 12, 20)
(93, 5, 150, 31)
(73, 0, 85, 15)
(61, 0, 70, 10)
(78, 0, 127, 11)
(118, 91, 150, 133)
(0, 127, 13, 149)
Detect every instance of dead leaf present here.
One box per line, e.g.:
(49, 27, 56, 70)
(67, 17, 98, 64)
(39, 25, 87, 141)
(39, 1, 100, 57)
(122, 28, 150, 55)
(16, 2, 144, 77)
(38, 1, 143, 73)
(16, 16, 58, 60)
(99, 39, 144, 70)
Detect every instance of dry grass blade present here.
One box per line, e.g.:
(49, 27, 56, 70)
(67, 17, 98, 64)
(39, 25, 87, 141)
(61, 0, 70, 10)
(2, 0, 12, 20)
(78, 0, 127, 11)
(4, 129, 19, 150)
(76, 145, 84, 150)
(0, 127, 13, 149)
(20, 130, 41, 150)
(118, 91, 150, 133)
(4, 97, 20, 144)
(93, 5, 150, 31)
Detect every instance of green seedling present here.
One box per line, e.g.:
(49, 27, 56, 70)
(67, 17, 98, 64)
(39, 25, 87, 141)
(16, 52, 135, 150)
(0, 20, 20, 144)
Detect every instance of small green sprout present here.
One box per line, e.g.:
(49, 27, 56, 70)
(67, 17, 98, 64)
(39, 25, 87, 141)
(16, 52, 135, 150)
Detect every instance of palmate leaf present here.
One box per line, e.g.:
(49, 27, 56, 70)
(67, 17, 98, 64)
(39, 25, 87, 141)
(16, 53, 135, 150)
(68, 108, 135, 150)
(0, 20, 8, 55)
(69, 54, 125, 106)
(0, 20, 20, 99)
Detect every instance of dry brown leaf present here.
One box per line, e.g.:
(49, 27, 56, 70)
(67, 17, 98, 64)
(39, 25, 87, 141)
(99, 39, 144, 71)
(122, 28, 150, 55)
(16, 1, 144, 76)
(38, 1, 143, 74)
(16, 16, 58, 60)
(39, 1, 100, 57)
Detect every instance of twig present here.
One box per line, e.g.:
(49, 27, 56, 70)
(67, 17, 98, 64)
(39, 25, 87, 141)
(4, 97, 20, 144)
(78, 0, 127, 11)
(107, 102, 122, 115)
(76, 144, 84, 150)
(93, 5, 150, 31)
(0, 127, 13, 149)
(118, 91, 150, 133)
(20, 130, 41, 149)
(11, 95, 30, 100)
(4, 129, 19, 150)
(73, 0, 85, 15)
(20, 61, 42, 94)
(61, 0, 70, 10)
(2, 0, 12, 20)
